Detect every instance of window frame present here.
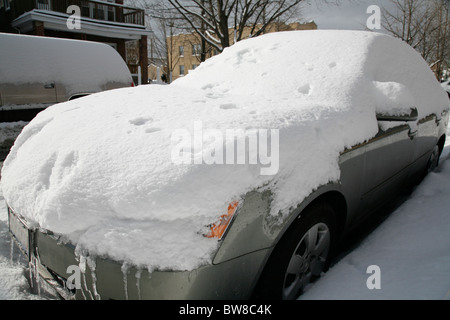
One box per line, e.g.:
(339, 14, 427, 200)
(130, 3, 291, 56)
(192, 44, 201, 56)
(179, 46, 185, 57)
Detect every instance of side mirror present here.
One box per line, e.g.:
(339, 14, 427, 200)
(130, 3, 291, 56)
(376, 107, 418, 122)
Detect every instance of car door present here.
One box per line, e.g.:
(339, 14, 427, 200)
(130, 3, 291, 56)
(357, 116, 417, 218)
(407, 113, 440, 177)
(0, 81, 57, 106)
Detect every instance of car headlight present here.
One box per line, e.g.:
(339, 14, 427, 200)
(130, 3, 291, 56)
(205, 201, 240, 240)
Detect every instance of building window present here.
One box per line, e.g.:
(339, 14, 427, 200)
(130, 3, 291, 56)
(179, 65, 185, 76)
(107, 0, 116, 21)
(179, 46, 184, 57)
(192, 44, 201, 56)
(192, 64, 198, 70)
(95, 0, 116, 21)
(81, 2, 91, 17)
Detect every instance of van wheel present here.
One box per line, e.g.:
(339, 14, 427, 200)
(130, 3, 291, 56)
(253, 202, 337, 300)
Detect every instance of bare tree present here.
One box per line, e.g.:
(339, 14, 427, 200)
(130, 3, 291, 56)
(127, 1, 185, 82)
(153, 8, 184, 83)
(432, 0, 449, 79)
(127, 0, 335, 82)
(166, 0, 305, 53)
(382, 0, 449, 79)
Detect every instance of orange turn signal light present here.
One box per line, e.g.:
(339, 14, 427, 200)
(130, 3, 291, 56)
(206, 201, 240, 239)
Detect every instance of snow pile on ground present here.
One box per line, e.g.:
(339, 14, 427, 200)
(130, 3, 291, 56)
(0, 255, 38, 300)
(0, 30, 448, 271)
(0, 121, 27, 161)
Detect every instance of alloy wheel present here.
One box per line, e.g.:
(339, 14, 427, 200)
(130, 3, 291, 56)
(282, 222, 331, 300)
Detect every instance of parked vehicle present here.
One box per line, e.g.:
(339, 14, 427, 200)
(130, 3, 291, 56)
(2, 30, 449, 300)
(0, 33, 133, 122)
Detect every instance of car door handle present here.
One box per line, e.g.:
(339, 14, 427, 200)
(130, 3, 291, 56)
(44, 82, 55, 89)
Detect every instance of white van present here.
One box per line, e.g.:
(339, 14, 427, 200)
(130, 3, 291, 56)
(0, 33, 134, 121)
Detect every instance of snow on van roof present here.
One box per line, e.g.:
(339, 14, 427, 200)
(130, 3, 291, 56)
(0, 33, 132, 95)
(1, 30, 448, 271)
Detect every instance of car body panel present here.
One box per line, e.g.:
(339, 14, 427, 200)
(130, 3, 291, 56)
(0, 82, 57, 106)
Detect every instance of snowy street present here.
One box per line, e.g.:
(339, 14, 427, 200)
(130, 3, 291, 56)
(1, 125, 449, 300)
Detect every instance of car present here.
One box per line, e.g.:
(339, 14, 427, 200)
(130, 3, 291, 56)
(0, 33, 134, 122)
(2, 30, 449, 300)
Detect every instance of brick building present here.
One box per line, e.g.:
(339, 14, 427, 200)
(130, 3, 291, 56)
(167, 21, 317, 82)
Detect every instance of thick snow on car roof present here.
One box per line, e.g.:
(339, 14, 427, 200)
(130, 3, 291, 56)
(1, 30, 448, 271)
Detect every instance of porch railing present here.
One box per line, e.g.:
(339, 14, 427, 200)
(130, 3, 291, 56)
(34, 0, 145, 26)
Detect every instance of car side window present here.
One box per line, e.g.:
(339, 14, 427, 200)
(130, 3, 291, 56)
(375, 122, 409, 138)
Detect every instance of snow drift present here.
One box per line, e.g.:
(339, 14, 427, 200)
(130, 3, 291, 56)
(1, 30, 448, 271)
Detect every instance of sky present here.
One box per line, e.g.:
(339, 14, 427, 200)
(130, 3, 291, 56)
(302, 0, 392, 30)
(127, 0, 396, 32)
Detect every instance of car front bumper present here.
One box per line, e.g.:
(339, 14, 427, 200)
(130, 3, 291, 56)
(8, 207, 269, 300)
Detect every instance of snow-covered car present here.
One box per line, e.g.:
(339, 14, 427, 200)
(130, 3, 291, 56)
(2, 30, 449, 300)
(0, 33, 134, 122)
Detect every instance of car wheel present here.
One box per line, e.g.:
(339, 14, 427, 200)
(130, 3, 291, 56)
(253, 202, 337, 300)
(427, 144, 441, 173)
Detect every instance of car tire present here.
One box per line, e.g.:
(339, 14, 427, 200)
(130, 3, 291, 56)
(426, 144, 441, 173)
(253, 202, 337, 300)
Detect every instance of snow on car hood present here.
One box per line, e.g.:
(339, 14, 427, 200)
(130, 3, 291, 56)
(1, 30, 448, 271)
